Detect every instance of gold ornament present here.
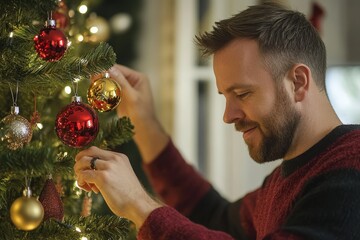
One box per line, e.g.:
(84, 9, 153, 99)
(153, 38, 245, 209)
(87, 73, 122, 112)
(10, 189, 44, 231)
(86, 14, 110, 42)
(0, 106, 32, 150)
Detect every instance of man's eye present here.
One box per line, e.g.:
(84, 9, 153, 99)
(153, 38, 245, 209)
(237, 92, 250, 99)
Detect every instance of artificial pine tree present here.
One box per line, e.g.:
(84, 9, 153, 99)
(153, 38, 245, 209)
(0, 0, 137, 239)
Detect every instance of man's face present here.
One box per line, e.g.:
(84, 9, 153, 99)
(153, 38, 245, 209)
(214, 39, 300, 163)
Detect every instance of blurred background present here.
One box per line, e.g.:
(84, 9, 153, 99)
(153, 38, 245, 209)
(87, 0, 360, 200)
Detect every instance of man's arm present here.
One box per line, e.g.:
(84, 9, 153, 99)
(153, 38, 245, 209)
(108, 65, 170, 164)
(138, 206, 235, 240)
(143, 139, 252, 239)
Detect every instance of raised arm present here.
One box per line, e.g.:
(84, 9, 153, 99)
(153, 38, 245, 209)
(108, 65, 169, 163)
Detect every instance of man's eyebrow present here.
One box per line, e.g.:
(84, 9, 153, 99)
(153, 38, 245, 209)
(218, 84, 252, 95)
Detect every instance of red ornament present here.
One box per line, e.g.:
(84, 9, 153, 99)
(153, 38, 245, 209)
(55, 96, 99, 148)
(39, 177, 64, 221)
(34, 19, 68, 62)
(309, 2, 325, 34)
(53, 0, 70, 31)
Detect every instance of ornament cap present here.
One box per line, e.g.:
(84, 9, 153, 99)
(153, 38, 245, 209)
(23, 187, 32, 198)
(45, 19, 56, 27)
(72, 96, 82, 103)
(11, 106, 19, 115)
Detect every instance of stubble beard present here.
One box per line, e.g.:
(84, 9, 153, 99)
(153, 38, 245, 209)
(237, 85, 301, 163)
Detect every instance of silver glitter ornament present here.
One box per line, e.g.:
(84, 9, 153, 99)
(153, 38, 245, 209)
(0, 106, 33, 150)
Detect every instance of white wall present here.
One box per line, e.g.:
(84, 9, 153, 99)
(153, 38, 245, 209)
(289, 0, 347, 65)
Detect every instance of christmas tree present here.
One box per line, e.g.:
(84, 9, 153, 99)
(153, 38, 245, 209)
(0, 0, 140, 239)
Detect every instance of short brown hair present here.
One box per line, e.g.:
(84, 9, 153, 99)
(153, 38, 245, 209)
(195, 2, 327, 91)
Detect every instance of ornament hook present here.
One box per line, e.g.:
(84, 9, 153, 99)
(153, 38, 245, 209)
(8, 81, 19, 107)
(71, 62, 82, 96)
(24, 175, 32, 197)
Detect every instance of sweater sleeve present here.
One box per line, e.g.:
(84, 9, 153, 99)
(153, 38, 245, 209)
(142, 139, 254, 239)
(137, 206, 234, 240)
(143, 139, 211, 215)
(188, 187, 251, 239)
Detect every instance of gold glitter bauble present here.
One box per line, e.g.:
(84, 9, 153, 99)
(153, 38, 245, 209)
(0, 107, 33, 150)
(10, 196, 44, 231)
(87, 75, 122, 112)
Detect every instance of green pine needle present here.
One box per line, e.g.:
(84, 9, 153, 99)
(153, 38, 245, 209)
(0, 215, 133, 240)
(98, 117, 135, 150)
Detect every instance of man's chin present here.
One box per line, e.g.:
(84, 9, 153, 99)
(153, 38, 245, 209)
(247, 145, 264, 163)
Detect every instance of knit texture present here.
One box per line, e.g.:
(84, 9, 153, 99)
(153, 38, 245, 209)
(138, 125, 360, 239)
(142, 141, 211, 216)
(138, 206, 233, 240)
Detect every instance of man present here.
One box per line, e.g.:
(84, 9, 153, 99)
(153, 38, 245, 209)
(74, 2, 360, 239)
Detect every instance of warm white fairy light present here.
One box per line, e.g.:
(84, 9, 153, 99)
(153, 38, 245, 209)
(69, 9, 75, 18)
(81, 237, 88, 240)
(78, 5, 88, 14)
(9, 32, 14, 38)
(75, 181, 80, 188)
(110, 13, 132, 33)
(64, 86, 72, 94)
(75, 226, 82, 232)
(74, 181, 82, 196)
(76, 34, 84, 42)
(89, 26, 98, 34)
(36, 123, 43, 129)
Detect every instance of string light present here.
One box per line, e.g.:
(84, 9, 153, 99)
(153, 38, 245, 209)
(76, 34, 84, 42)
(78, 5, 88, 14)
(74, 181, 82, 196)
(7, 31, 14, 45)
(89, 26, 98, 34)
(64, 86, 72, 94)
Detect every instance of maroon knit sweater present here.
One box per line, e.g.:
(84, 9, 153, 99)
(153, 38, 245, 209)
(138, 125, 360, 239)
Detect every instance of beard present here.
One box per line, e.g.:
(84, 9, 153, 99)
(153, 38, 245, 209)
(236, 84, 301, 163)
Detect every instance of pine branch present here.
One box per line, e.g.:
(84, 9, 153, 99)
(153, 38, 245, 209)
(0, 215, 133, 240)
(27, 42, 117, 81)
(0, 23, 116, 96)
(0, 0, 57, 37)
(0, 0, 138, 238)
(97, 117, 135, 150)
(66, 215, 133, 239)
(0, 144, 74, 180)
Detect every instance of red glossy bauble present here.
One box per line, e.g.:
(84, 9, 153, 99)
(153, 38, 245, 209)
(34, 20, 68, 62)
(53, 1, 70, 30)
(55, 97, 99, 148)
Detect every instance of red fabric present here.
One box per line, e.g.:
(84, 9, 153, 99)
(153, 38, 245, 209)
(138, 129, 360, 239)
(143, 140, 211, 216)
(138, 206, 233, 240)
(239, 130, 360, 239)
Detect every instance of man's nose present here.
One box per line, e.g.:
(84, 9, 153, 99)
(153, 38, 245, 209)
(223, 102, 245, 124)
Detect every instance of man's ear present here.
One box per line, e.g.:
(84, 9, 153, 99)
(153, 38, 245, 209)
(288, 64, 311, 102)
